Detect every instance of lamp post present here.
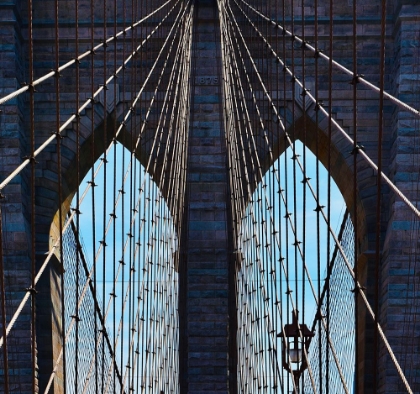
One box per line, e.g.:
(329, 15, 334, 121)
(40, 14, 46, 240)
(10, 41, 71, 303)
(277, 310, 314, 392)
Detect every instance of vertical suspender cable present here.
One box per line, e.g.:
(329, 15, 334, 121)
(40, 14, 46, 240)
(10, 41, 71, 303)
(112, 0, 118, 390)
(274, 0, 280, 389)
(260, 3, 268, 387)
(281, 0, 290, 390)
(135, 132, 142, 394)
(290, 1, 299, 334)
(101, 0, 108, 387)
(74, 0, 81, 389)
(267, 1, 277, 389)
(261, 1, 272, 392)
(27, 0, 37, 390)
(313, 0, 323, 392)
(327, 0, 334, 390)
(0, 202, 8, 393)
(120, 0, 127, 384)
(374, 0, 387, 390)
(408, 23, 420, 392)
(300, 2, 307, 391)
(289, 0, 300, 386)
(351, 0, 360, 392)
(53, 0, 66, 389)
(127, 0, 135, 384)
(135, 2, 142, 389)
(88, 0, 98, 390)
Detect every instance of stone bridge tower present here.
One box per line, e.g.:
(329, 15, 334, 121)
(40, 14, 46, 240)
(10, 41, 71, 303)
(0, 0, 419, 392)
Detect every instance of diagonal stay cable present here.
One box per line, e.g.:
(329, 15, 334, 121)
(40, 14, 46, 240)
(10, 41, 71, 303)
(219, 8, 285, 388)
(123, 19, 192, 391)
(0, 0, 181, 196)
(229, 3, 414, 392)
(233, 0, 420, 220)
(237, 0, 420, 120)
(220, 4, 316, 391)
(43, 220, 125, 394)
(114, 9, 192, 390)
(229, 2, 404, 388)
(225, 4, 354, 391)
(0, 0, 175, 106)
(221, 2, 295, 378)
(237, 0, 420, 227)
(0, 0, 185, 351)
(80, 5, 191, 391)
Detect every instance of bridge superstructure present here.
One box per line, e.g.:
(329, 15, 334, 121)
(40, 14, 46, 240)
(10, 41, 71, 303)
(0, 0, 420, 393)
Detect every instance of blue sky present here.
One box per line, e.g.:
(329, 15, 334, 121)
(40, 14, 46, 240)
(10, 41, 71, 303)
(70, 139, 348, 391)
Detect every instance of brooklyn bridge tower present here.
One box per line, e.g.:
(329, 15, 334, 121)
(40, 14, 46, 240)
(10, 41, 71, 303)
(0, 0, 419, 393)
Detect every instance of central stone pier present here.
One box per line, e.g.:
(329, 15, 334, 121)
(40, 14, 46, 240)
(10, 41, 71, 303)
(179, 0, 236, 392)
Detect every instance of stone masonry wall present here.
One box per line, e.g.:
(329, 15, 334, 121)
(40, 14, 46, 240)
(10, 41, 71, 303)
(1, 0, 420, 392)
(180, 1, 233, 392)
(0, 0, 34, 392)
(379, 3, 420, 392)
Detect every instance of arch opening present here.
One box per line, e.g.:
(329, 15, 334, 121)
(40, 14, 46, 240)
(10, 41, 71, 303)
(236, 140, 356, 392)
(49, 142, 180, 393)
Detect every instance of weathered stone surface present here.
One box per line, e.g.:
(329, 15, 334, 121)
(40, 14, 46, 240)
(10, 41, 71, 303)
(178, 2, 233, 392)
(1, 0, 420, 393)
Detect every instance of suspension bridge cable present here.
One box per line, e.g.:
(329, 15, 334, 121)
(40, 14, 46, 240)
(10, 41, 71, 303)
(111, 0, 119, 390)
(225, 3, 392, 390)
(0, 0, 176, 107)
(279, 0, 288, 389)
(88, 0, 99, 389)
(224, 14, 350, 388)
(307, 211, 352, 394)
(100, 0, 109, 385)
(273, 0, 281, 389)
(0, 1, 187, 351)
(79, 5, 190, 390)
(226, 0, 345, 289)
(73, 0, 81, 388)
(221, 11, 294, 388)
(403, 21, 420, 391)
(236, 0, 420, 120)
(43, 220, 125, 394)
(80, 15, 189, 392)
(266, 2, 279, 386)
(373, 0, 388, 390)
(312, 0, 324, 390)
(118, 10, 192, 389)
(0, 207, 8, 393)
(351, 1, 360, 391)
(0, 0, 181, 195)
(120, 1, 129, 389)
(230, 3, 412, 384)
(52, 0, 68, 389)
(220, 4, 323, 391)
(219, 3, 286, 389)
(270, 1, 280, 389)
(27, 0, 37, 389)
(299, 0, 310, 390)
(227, 0, 324, 307)
(326, 0, 334, 390)
(231, 0, 420, 222)
(222, 2, 412, 392)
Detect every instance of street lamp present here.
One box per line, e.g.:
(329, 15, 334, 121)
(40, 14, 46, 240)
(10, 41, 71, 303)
(277, 310, 314, 392)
